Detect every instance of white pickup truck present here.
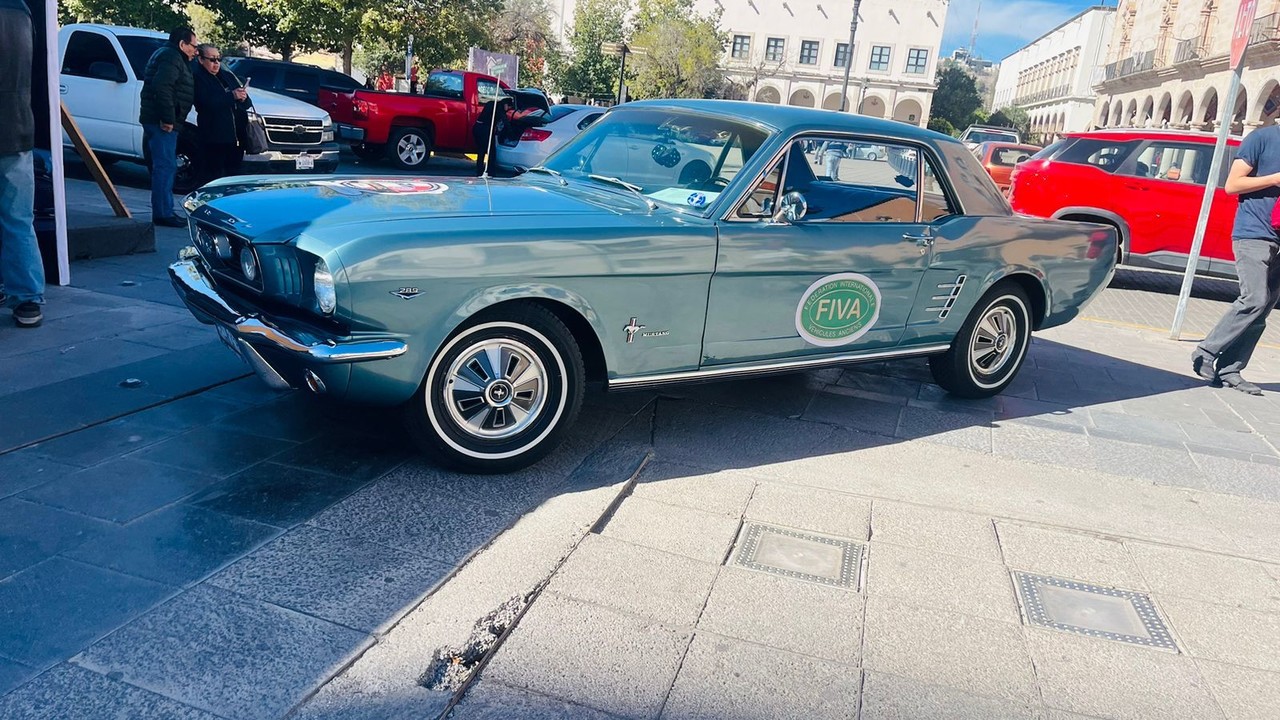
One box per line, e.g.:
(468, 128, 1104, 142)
(58, 24, 341, 192)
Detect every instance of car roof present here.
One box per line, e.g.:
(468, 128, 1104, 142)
(225, 57, 331, 70)
(553, 104, 599, 112)
(622, 99, 953, 145)
(1067, 128, 1242, 144)
(66, 23, 164, 39)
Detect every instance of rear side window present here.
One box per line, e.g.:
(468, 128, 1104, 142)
(283, 68, 320, 96)
(63, 31, 124, 78)
(1030, 140, 1066, 160)
(1054, 138, 1139, 173)
(426, 72, 464, 99)
(990, 147, 1033, 166)
(577, 112, 603, 130)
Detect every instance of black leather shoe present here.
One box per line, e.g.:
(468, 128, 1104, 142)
(1220, 374, 1263, 396)
(153, 215, 187, 228)
(1190, 348, 1217, 382)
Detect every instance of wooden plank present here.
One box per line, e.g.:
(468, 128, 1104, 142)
(59, 102, 131, 219)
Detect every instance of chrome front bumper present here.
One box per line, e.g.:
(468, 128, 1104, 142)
(169, 250, 406, 390)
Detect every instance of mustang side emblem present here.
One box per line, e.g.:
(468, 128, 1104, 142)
(391, 287, 423, 300)
(624, 317, 646, 343)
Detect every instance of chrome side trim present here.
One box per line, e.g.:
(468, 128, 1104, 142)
(170, 255, 407, 364)
(608, 343, 951, 389)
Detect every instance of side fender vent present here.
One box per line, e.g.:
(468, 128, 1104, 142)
(925, 274, 967, 320)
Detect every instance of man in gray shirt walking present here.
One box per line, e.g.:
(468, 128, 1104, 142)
(1191, 124, 1280, 395)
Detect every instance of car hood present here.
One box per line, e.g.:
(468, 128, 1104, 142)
(247, 88, 329, 121)
(185, 175, 643, 243)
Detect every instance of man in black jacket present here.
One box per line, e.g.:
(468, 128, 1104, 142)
(139, 26, 198, 227)
(192, 44, 248, 185)
(0, 0, 45, 327)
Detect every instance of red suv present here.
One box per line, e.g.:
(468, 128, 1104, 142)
(1009, 129, 1241, 277)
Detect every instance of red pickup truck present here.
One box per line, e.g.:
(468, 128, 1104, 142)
(320, 69, 550, 170)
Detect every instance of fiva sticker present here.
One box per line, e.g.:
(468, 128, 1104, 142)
(686, 192, 708, 207)
(795, 273, 882, 347)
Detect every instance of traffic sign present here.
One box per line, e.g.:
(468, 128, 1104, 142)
(1231, 0, 1260, 69)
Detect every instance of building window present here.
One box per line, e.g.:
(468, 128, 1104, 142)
(906, 48, 929, 74)
(731, 34, 750, 60)
(834, 43, 850, 68)
(869, 45, 891, 72)
(765, 37, 785, 62)
(799, 40, 819, 65)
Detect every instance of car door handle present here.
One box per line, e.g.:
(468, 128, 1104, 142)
(59, 84, 67, 95)
(903, 232, 933, 246)
(1124, 183, 1147, 191)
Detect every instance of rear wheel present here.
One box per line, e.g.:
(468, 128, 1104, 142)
(389, 127, 432, 170)
(929, 282, 1032, 398)
(404, 304, 585, 473)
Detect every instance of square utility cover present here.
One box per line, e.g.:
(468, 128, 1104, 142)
(1013, 572, 1177, 651)
(733, 523, 862, 589)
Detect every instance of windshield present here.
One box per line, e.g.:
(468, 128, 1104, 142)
(540, 107, 771, 214)
(965, 129, 1019, 144)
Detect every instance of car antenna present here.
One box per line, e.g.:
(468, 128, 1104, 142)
(481, 84, 507, 181)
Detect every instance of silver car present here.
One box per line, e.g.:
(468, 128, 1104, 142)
(495, 104, 605, 171)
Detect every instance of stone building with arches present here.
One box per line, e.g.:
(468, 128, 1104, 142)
(992, 6, 1116, 144)
(1093, 0, 1280, 136)
(704, 0, 946, 125)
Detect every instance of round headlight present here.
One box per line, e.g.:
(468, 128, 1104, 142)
(240, 247, 258, 282)
(314, 258, 336, 314)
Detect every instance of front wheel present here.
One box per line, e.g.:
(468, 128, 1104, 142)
(405, 305, 585, 473)
(389, 127, 432, 170)
(929, 282, 1032, 398)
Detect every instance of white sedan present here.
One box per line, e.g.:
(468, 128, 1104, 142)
(495, 104, 605, 171)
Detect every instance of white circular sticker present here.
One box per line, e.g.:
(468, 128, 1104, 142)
(794, 273, 883, 347)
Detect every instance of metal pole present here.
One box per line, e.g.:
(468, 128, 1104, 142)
(838, 0, 862, 112)
(617, 47, 628, 105)
(1170, 62, 1243, 339)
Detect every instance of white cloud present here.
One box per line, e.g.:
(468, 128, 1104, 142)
(941, 0, 1090, 60)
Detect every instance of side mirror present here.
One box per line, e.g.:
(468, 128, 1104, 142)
(772, 191, 808, 223)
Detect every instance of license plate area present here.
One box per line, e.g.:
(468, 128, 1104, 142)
(295, 154, 315, 171)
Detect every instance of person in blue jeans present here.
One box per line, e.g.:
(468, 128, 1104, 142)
(139, 27, 198, 227)
(1192, 123, 1280, 395)
(0, 0, 44, 327)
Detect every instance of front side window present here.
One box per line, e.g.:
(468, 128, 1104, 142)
(799, 40, 819, 65)
(906, 48, 929, 74)
(1056, 138, 1140, 173)
(116, 36, 166, 79)
(732, 35, 751, 59)
(542, 108, 771, 215)
(476, 79, 500, 103)
(283, 69, 320, 95)
(766, 37, 785, 62)
(834, 43, 851, 68)
(737, 137, 926, 223)
(869, 45, 891, 72)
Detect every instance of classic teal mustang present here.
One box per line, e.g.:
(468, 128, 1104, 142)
(171, 100, 1116, 472)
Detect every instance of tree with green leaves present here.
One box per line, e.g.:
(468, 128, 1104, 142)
(927, 117, 956, 137)
(547, 0, 627, 100)
(191, 1, 303, 60)
(60, 0, 187, 32)
(626, 0, 725, 100)
(488, 0, 559, 83)
(931, 64, 983, 131)
(989, 106, 1031, 138)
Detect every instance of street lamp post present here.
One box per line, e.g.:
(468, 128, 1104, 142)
(617, 42, 629, 105)
(837, 0, 863, 112)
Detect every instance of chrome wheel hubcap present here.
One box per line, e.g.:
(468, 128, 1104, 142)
(398, 135, 426, 165)
(444, 339, 546, 439)
(970, 305, 1018, 378)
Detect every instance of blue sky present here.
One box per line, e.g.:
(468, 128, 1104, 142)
(941, 0, 1106, 62)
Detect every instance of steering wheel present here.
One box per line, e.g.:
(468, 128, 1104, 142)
(707, 175, 731, 189)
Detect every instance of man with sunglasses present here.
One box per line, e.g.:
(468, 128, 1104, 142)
(139, 26, 198, 228)
(192, 44, 249, 185)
